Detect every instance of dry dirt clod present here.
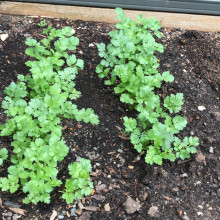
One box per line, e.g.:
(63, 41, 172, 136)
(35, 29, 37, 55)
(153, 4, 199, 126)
(195, 151, 206, 165)
(95, 184, 107, 193)
(124, 196, 141, 214)
(148, 206, 159, 218)
(104, 203, 111, 212)
(209, 146, 214, 153)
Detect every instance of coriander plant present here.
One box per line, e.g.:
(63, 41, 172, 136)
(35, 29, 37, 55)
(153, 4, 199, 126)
(0, 23, 98, 204)
(96, 8, 199, 165)
(62, 158, 93, 204)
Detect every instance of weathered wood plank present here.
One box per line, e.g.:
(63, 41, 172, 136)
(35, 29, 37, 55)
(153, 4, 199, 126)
(1, 1, 220, 32)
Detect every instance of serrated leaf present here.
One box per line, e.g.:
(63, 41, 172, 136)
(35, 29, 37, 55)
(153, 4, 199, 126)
(162, 71, 174, 82)
(25, 38, 37, 46)
(97, 43, 106, 52)
(123, 117, 137, 132)
(173, 115, 187, 131)
(153, 155, 163, 165)
(76, 59, 84, 69)
(66, 54, 76, 66)
(0, 148, 8, 160)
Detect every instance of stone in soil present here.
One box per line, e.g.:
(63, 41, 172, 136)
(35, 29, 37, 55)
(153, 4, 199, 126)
(104, 203, 111, 212)
(124, 196, 141, 214)
(148, 206, 159, 218)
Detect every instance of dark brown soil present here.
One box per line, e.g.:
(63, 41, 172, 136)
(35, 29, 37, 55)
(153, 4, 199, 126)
(0, 14, 219, 220)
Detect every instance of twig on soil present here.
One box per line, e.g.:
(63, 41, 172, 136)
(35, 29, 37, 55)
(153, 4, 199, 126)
(177, 159, 192, 164)
(118, 135, 130, 141)
(134, 179, 138, 197)
(115, 125, 122, 131)
(33, 33, 46, 38)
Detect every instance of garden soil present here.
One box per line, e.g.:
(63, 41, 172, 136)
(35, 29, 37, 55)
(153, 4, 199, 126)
(0, 15, 219, 220)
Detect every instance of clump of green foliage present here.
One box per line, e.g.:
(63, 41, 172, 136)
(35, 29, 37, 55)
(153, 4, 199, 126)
(96, 8, 199, 165)
(0, 21, 98, 204)
(62, 158, 93, 204)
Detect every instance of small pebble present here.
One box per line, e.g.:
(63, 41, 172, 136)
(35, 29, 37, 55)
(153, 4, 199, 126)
(190, 131, 195, 136)
(70, 208, 77, 217)
(209, 147, 214, 154)
(58, 215, 64, 219)
(12, 213, 22, 219)
(196, 181, 201, 185)
(217, 189, 220, 197)
(180, 173, 188, 178)
(0, 33, 8, 41)
(198, 106, 206, 111)
(104, 203, 111, 212)
(172, 187, 179, 192)
(71, 29, 76, 34)
(117, 149, 123, 153)
(98, 180, 102, 185)
(107, 175, 111, 178)
(79, 51, 83, 54)
(148, 206, 159, 218)
(2, 212, 13, 217)
(197, 212, 203, 216)
(134, 155, 141, 162)
(89, 43, 95, 47)
(198, 205, 203, 209)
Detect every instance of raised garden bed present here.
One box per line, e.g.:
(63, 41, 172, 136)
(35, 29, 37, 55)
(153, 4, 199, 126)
(0, 13, 219, 219)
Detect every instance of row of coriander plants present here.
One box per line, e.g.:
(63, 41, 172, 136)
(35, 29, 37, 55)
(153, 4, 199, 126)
(0, 22, 98, 204)
(96, 8, 199, 165)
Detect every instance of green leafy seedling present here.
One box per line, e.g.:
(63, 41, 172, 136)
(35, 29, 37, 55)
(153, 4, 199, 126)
(96, 8, 199, 165)
(62, 159, 93, 204)
(38, 19, 47, 27)
(0, 24, 98, 204)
